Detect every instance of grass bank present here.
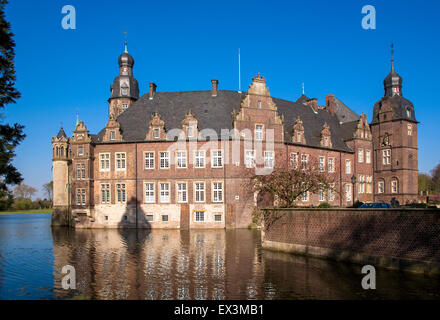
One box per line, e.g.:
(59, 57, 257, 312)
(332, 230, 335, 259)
(0, 209, 52, 215)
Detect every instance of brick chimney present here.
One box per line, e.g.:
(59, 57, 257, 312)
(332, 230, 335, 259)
(211, 79, 218, 97)
(326, 94, 335, 116)
(149, 83, 157, 100)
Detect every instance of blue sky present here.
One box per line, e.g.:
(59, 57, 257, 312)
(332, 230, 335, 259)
(4, 0, 440, 198)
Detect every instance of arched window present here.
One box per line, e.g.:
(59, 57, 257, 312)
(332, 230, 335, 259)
(55, 147, 59, 156)
(391, 179, 398, 194)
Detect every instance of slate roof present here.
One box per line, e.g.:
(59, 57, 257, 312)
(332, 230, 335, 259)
(371, 95, 416, 124)
(334, 98, 359, 124)
(96, 90, 355, 152)
(57, 127, 67, 139)
(340, 120, 359, 141)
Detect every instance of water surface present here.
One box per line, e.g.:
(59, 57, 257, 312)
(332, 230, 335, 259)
(0, 214, 439, 300)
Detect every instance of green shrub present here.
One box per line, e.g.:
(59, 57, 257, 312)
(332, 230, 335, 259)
(318, 202, 332, 208)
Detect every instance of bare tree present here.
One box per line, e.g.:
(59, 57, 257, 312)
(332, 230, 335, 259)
(13, 184, 37, 200)
(42, 181, 53, 201)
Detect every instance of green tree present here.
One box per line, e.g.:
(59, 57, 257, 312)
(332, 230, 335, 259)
(418, 173, 433, 194)
(43, 181, 53, 202)
(431, 163, 440, 193)
(0, 0, 25, 193)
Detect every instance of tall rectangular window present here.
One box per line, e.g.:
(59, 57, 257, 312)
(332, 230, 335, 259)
(319, 186, 325, 202)
(77, 164, 85, 180)
(301, 154, 308, 170)
(78, 146, 84, 156)
(177, 151, 187, 168)
(195, 151, 205, 168)
(383, 149, 391, 165)
(194, 182, 205, 203)
(378, 181, 384, 194)
(154, 128, 160, 139)
(101, 184, 110, 204)
(110, 131, 115, 141)
(328, 158, 335, 173)
(345, 160, 351, 174)
(160, 183, 170, 203)
(346, 184, 352, 202)
(255, 125, 263, 141)
(213, 182, 223, 203)
(302, 191, 309, 202)
(116, 184, 126, 203)
(177, 183, 187, 203)
(212, 150, 223, 168)
(160, 152, 169, 169)
(76, 189, 85, 206)
(264, 151, 274, 168)
(145, 152, 155, 169)
(328, 184, 335, 202)
(358, 149, 364, 163)
(100, 153, 110, 172)
(365, 150, 371, 164)
(319, 156, 325, 172)
(391, 180, 398, 194)
(115, 153, 126, 171)
(407, 124, 412, 136)
(145, 183, 155, 203)
(290, 153, 298, 169)
(245, 150, 255, 168)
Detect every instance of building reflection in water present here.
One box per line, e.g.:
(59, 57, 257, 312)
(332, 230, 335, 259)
(51, 228, 440, 300)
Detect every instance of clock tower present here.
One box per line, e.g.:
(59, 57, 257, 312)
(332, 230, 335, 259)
(370, 48, 418, 204)
(108, 41, 139, 119)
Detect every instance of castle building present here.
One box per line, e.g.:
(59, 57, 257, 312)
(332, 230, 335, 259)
(51, 45, 418, 229)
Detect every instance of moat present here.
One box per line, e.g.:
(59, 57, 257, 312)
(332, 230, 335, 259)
(0, 214, 439, 300)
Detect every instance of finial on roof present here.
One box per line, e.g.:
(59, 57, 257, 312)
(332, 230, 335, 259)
(76, 112, 79, 126)
(302, 83, 305, 95)
(390, 43, 394, 71)
(123, 30, 128, 53)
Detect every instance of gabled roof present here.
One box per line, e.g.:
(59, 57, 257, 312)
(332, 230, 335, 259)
(57, 127, 67, 139)
(96, 90, 354, 152)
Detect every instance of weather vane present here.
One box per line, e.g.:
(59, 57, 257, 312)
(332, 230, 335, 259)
(123, 30, 128, 53)
(391, 43, 394, 68)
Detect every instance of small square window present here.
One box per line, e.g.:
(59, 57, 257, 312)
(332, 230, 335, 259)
(123, 216, 128, 221)
(146, 215, 154, 222)
(214, 215, 222, 222)
(162, 215, 169, 222)
(104, 216, 109, 221)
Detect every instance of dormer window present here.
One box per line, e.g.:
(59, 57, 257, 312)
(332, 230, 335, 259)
(154, 128, 160, 139)
(297, 132, 302, 143)
(188, 126, 194, 138)
(110, 131, 116, 141)
(257, 101, 262, 109)
(78, 146, 84, 156)
(406, 108, 411, 118)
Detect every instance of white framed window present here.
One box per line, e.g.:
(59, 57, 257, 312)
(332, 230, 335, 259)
(345, 160, 351, 174)
(245, 150, 255, 168)
(328, 184, 335, 202)
(358, 149, 364, 163)
(301, 154, 308, 170)
(301, 191, 309, 202)
(383, 149, 391, 165)
(264, 151, 274, 168)
(391, 180, 398, 194)
(194, 182, 205, 203)
(345, 184, 352, 202)
(100, 153, 110, 172)
(110, 131, 116, 141)
(145, 183, 155, 203)
(77, 164, 85, 180)
(212, 150, 223, 168)
(366, 150, 371, 164)
(213, 182, 223, 203)
(160, 152, 169, 169)
(160, 183, 170, 203)
(116, 184, 126, 203)
(378, 181, 384, 194)
(328, 158, 335, 173)
(145, 152, 155, 169)
(407, 109, 411, 118)
(319, 156, 325, 172)
(194, 151, 205, 168)
(296, 131, 302, 143)
(187, 126, 194, 138)
(78, 146, 84, 156)
(194, 211, 205, 222)
(115, 152, 126, 171)
(177, 151, 187, 169)
(319, 187, 325, 202)
(290, 153, 298, 169)
(366, 176, 372, 194)
(214, 214, 222, 222)
(407, 124, 412, 136)
(76, 189, 85, 206)
(154, 128, 160, 139)
(255, 124, 264, 141)
(101, 184, 110, 204)
(257, 101, 262, 109)
(177, 183, 187, 203)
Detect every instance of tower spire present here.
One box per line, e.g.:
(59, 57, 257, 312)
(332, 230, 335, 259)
(123, 30, 128, 53)
(302, 83, 305, 95)
(390, 43, 394, 71)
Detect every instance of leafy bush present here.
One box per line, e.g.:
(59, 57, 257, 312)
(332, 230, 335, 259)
(350, 200, 364, 208)
(317, 202, 332, 208)
(12, 198, 33, 210)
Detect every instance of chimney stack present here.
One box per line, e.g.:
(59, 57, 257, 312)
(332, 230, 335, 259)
(149, 83, 157, 100)
(211, 79, 219, 97)
(326, 94, 335, 116)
